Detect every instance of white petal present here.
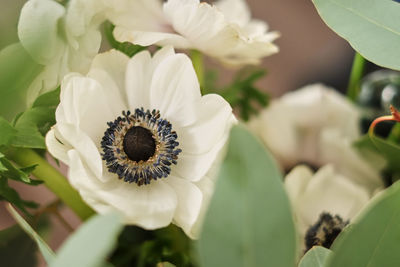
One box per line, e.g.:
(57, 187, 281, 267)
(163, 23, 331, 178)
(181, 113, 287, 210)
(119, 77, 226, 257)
(18, 0, 66, 64)
(281, 84, 361, 139)
(57, 123, 104, 181)
(124, 47, 178, 111)
(109, 0, 192, 47)
(66, 0, 106, 38)
(67, 149, 101, 191)
(165, 0, 239, 56)
(250, 84, 362, 169)
(68, 150, 178, 229)
(177, 94, 233, 154)
(320, 129, 384, 193)
(284, 165, 314, 204)
(174, 129, 228, 182)
(248, 102, 298, 169)
(56, 74, 123, 145)
(87, 69, 128, 117)
(114, 27, 191, 48)
(214, 0, 251, 27)
(165, 176, 203, 239)
(67, 28, 102, 74)
(107, 0, 166, 32)
(90, 50, 129, 91)
(89, 49, 130, 107)
(45, 128, 71, 165)
(221, 38, 279, 66)
(293, 165, 370, 235)
(151, 45, 176, 67)
(98, 181, 178, 229)
(149, 53, 201, 127)
(124, 50, 153, 110)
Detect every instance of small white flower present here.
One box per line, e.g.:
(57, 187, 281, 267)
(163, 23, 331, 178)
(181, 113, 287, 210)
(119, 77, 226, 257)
(107, 0, 279, 66)
(249, 84, 384, 192)
(18, 0, 106, 104)
(45, 46, 235, 238)
(285, 165, 371, 249)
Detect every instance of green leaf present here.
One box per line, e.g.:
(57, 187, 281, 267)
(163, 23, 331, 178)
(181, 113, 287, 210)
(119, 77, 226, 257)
(0, 225, 38, 267)
(7, 205, 55, 264)
(0, 117, 17, 146)
(197, 125, 297, 267)
(12, 107, 56, 149)
(157, 263, 176, 267)
(32, 86, 60, 108)
(0, 43, 43, 120)
(299, 246, 332, 267)
(0, 152, 40, 185)
(369, 133, 400, 173)
(10, 87, 60, 149)
(0, 177, 38, 214)
(50, 213, 123, 267)
(312, 0, 400, 71)
(0, 151, 41, 213)
(327, 181, 400, 267)
(220, 68, 269, 121)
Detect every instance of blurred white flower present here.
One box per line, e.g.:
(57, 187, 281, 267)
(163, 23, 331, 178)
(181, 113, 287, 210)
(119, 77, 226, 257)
(285, 165, 371, 250)
(45, 46, 235, 238)
(249, 84, 384, 192)
(18, 0, 106, 104)
(107, 0, 279, 66)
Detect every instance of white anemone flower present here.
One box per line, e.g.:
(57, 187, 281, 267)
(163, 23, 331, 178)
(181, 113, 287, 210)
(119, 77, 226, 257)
(285, 165, 371, 250)
(18, 0, 106, 104)
(107, 0, 279, 66)
(45, 46, 235, 238)
(249, 84, 384, 192)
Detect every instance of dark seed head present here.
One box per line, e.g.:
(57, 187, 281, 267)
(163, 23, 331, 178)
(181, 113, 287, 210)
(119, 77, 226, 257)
(123, 126, 156, 162)
(304, 212, 348, 253)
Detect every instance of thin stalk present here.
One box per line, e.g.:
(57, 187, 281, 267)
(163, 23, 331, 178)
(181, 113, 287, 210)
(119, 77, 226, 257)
(347, 52, 366, 101)
(369, 106, 400, 138)
(6, 148, 95, 221)
(190, 50, 205, 93)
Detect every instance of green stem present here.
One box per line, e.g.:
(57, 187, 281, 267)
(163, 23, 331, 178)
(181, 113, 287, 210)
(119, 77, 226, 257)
(190, 50, 205, 94)
(6, 148, 95, 221)
(347, 52, 366, 101)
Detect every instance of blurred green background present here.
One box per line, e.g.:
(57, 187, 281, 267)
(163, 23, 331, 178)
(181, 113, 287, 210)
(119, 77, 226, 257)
(0, 0, 25, 50)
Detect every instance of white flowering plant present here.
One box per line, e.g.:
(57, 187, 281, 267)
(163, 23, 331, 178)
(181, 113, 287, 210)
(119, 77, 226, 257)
(0, 0, 400, 266)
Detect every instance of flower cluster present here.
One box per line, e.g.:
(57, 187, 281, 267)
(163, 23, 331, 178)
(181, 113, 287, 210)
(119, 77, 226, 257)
(8, 1, 391, 262)
(16, 0, 278, 238)
(250, 84, 385, 251)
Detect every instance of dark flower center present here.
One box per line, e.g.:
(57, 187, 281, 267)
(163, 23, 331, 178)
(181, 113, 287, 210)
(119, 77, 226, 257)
(101, 108, 181, 186)
(123, 126, 156, 162)
(304, 212, 348, 253)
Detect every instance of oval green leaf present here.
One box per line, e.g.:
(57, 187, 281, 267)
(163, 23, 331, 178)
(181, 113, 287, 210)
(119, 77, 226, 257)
(312, 0, 400, 71)
(50, 213, 123, 267)
(327, 181, 400, 267)
(196, 125, 297, 267)
(299, 246, 332, 267)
